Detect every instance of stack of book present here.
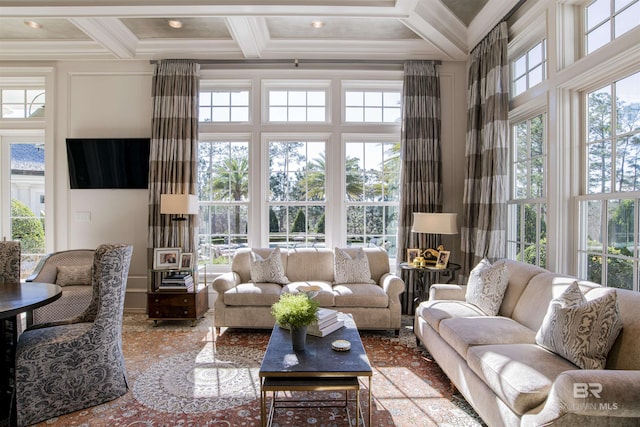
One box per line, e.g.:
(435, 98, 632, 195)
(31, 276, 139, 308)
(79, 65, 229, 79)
(158, 272, 194, 292)
(307, 308, 344, 337)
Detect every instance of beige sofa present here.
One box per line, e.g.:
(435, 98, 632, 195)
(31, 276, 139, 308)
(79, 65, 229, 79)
(414, 259, 640, 427)
(212, 247, 405, 334)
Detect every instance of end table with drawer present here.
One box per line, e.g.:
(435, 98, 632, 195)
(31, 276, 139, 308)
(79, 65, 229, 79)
(147, 268, 209, 326)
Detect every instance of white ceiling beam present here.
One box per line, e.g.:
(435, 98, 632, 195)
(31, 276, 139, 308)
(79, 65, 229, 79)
(225, 17, 268, 59)
(0, 40, 115, 61)
(135, 39, 245, 60)
(467, 0, 520, 50)
(259, 39, 438, 60)
(70, 17, 138, 59)
(0, 2, 410, 19)
(400, 0, 468, 61)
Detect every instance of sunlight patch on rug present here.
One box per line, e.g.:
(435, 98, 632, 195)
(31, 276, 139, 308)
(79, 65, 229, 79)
(133, 345, 264, 414)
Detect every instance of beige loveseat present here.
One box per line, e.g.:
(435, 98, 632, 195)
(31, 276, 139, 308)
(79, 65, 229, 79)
(212, 247, 405, 334)
(414, 259, 640, 426)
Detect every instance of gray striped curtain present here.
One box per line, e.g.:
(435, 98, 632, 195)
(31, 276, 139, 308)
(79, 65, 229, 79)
(148, 60, 200, 260)
(398, 61, 441, 313)
(461, 22, 509, 279)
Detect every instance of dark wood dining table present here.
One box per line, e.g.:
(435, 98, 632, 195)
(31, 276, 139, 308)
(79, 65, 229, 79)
(0, 281, 62, 426)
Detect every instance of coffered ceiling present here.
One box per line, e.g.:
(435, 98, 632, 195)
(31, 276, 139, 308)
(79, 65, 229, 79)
(0, 0, 519, 62)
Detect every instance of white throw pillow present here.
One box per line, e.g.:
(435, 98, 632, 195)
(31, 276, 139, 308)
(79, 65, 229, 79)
(535, 282, 622, 370)
(249, 247, 289, 285)
(55, 265, 92, 286)
(464, 258, 508, 316)
(333, 247, 375, 285)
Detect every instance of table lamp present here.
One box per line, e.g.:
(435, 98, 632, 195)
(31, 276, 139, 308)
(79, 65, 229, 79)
(411, 212, 457, 263)
(160, 193, 198, 249)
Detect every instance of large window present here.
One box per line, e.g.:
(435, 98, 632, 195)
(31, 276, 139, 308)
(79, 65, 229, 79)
(578, 71, 640, 290)
(267, 139, 326, 247)
(345, 140, 399, 258)
(508, 114, 547, 267)
(197, 139, 249, 267)
(585, 0, 640, 55)
(197, 77, 402, 270)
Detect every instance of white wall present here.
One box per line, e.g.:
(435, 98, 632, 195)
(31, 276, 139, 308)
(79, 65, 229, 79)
(56, 60, 154, 310)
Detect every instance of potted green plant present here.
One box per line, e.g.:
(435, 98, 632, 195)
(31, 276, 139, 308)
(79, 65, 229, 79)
(271, 292, 319, 351)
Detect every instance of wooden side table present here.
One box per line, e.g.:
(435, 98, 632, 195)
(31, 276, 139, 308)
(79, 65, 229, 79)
(399, 262, 461, 313)
(147, 268, 209, 326)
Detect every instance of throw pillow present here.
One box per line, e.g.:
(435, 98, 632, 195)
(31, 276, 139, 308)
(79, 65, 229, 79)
(249, 247, 289, 285)
(55, 265, 92, 286)
(535, 282, 623, 370)
(333, 247, 375, 285)
(464, 258, 508, 316)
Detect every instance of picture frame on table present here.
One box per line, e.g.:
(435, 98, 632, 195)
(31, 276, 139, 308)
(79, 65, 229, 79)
(407, 248, 421, 265)
(435, 250, 450, 269)
(179, 252, 193, 269)
(153, 247, 181, 269)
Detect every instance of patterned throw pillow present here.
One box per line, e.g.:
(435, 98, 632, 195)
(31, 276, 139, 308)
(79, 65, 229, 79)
(55, 265, 92, 286)
(333, 247, 375, 285)
(535, 282, 623, 370)
(464, 258, 508, 316)
(249, 247, 289, 285)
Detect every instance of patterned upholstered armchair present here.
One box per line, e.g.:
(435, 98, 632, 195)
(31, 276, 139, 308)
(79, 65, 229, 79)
(15, 244, 133, 426)
(0, 240, 20, 283)
(25, 249, 94, 325)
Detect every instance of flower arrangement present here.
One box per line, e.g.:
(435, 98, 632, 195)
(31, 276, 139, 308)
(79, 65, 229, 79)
(271, 292, 319, 328)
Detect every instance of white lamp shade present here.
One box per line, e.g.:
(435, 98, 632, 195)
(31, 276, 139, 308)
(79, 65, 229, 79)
(411, 212, 458, 235)
(160, 194, 199, 215)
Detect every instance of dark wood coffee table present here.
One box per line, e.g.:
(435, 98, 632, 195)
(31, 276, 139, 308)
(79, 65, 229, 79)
(259, 313, 372, 426)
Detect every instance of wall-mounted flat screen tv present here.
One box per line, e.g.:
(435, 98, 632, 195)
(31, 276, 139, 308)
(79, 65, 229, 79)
(66, 137, 151, 189)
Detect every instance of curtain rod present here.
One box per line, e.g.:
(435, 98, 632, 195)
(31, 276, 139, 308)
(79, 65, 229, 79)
(150, 58, 441, 68)
(503, 0, 529, 22)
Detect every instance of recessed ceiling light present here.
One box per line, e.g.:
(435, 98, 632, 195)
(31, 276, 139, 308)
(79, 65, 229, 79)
(168, 19, 183, 29)
(311, 20, 325, 29)
(24, 20, 42, 29)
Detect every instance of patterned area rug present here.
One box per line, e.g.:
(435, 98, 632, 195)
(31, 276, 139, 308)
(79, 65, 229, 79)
(29, 314, 485, 427)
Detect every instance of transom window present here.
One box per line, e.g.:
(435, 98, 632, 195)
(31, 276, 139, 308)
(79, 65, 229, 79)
(267, 89, 327, 122)
(578, 70, 640, 290)
(585, 0, 640, 55)
(512, 40, 547, 97)
(199, 90, 249, 123)
(344, 90, 401, 123)
(1, 89, 45, 119)
(508, 114, 547, 267)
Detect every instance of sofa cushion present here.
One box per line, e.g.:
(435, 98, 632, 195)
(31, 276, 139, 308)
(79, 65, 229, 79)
(223, 283, 283, 306)
(249, 247, 289, 285)
(465, 258, 508, 315)
(439, 317, 536, 359)
(55, 265, 92, 286)
(282, 281, 336, 306)
(467, 343, 578, 415)
(286, 248, 335, 283)
(333, 284, 388, 308)
(535, 282, 622, 370)
(415, 300, 486, 332)
(333, 247, 375, 285)
(510, 273, 600, 332)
